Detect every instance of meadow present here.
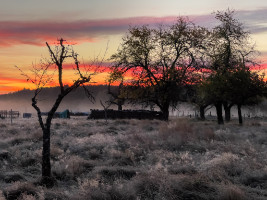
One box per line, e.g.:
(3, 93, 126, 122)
(0, 117, 267, 200)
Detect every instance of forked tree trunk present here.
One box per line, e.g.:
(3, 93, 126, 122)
(215, 102, 224, 124)
(29, 38, 93, 188)
(237, 104, 243, 125)
(40, 97, 63, 187)
(33, 92, 65, 187)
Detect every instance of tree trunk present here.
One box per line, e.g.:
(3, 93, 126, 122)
(118, 103, 122, 111)
(224, 106, 231, 122)
(199, 106, 205, 120)
(161, 104, 169, 121)
(42, 128, 51, 178)
(40, 95, 64, 187)
(237, 104, 243, 125)
(40, 126, 56, 187)
(215, 102, 224, 124)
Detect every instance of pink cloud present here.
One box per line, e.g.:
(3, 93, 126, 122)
(0, 16, 180, 47)
(0, 9, 266, 46)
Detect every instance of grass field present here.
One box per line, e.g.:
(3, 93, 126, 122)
(0, 117, 267, 200)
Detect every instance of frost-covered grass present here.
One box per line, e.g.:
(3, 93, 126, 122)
(0, 117, 267, 199)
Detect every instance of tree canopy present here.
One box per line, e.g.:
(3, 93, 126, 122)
(111, 17, 206, 120)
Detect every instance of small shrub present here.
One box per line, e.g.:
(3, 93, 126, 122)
(0, 191, 5, 200)
(53, 156, 93, 180)
(78, 183, 136, 200)
(0, 124, 7, 128)
(134, 174, 162, 200)
(114, 120, 130, 125)
(29, 131, 42, 142)
(17, 193, 36, 200)
(10, 137, 31, 146)
(247, 120, 261, 126)
(218, 185, 246, 200)
(7, 128, 18, 135)
(3, 182, 41, 200)
(0, 150, 10, 160)
(21, 157, 38, 168)
(214, 128, 236, 141)
(50, 146, 64, 160)
(1, 172, 25, 183)
(99, 167, 137, 183)
(243, 173, 267, 189)
(168, 165, 197, 175)
(88, 148, 103, 160)
(54, 123, 61, 129)
(158, 119, 215, 151)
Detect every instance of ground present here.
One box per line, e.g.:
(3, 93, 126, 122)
(0, 117, 267, 200)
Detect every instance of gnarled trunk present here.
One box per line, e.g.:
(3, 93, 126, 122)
(215, 102, 224, 124)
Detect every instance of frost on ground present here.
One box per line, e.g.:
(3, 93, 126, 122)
(0, 117, 267, 200)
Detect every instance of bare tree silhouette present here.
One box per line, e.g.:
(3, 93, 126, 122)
(16, 38, 95, 187)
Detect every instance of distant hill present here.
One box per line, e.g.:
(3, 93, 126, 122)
(0, 85, 119, 113)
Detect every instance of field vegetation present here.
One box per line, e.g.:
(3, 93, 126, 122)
(0, 117, 266, 199)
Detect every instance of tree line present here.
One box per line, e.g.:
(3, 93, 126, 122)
(109, 9, 267, 124)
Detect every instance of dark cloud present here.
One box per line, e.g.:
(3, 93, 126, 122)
(0, 17, 178, 47)
(0, 9, 266, 47)
(236, 8, 267, 33)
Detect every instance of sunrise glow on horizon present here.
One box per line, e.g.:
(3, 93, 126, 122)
(0, 0, 267, 94)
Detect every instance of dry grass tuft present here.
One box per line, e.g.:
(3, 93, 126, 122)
(3, 182, 44, 200)
(218, 185, 246, 200)
(157, 119, 215, 150)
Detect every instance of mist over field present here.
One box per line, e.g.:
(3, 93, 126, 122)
(0, 86, 126, 114)
(1, 86, 267, 119)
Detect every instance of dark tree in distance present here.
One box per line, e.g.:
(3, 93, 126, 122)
(224, 69, 266, 124)
(111, 18, 207, 120)
(188, 84, 212, 120)
(200, 73, 229, 124)
(203, 9, 260, 124)
(17, 39, 95, 187)
(107, 69, 125, 111)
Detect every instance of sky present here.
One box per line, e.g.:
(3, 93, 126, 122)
(0, 0, 267, 94)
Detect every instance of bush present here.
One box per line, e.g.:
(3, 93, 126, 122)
(158, 119, 215, 150)
(218, 185, 246, 200)
(99, 167, 137, 183)
(1, 172, 25, 183)
(3, 182, 43, 200)
(52, 156, 94, 180)
(243, 173, 267, 189)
